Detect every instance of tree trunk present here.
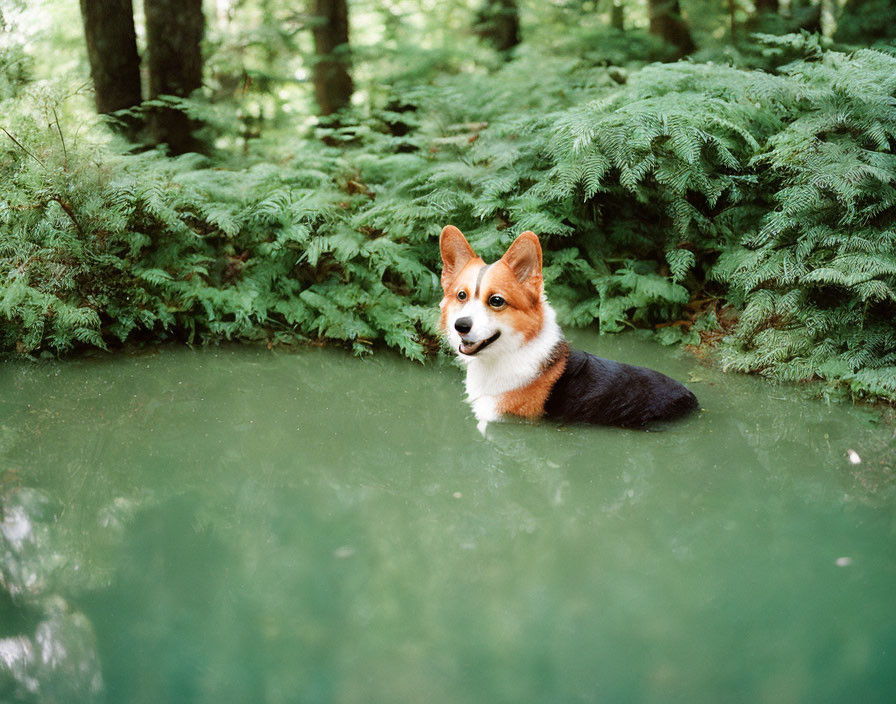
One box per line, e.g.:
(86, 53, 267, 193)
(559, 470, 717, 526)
(78, 0, 142, 136)
(310, 0, 354, 116)
(647, 0, 696, 58)
(755, 0, 779, 13)
(144, 0, 205, 154)
(610, 0, 625, 30)
(819, 0, 837, 36)
(475, 0, 521, 54)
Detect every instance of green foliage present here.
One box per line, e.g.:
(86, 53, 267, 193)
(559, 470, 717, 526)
(0, 98, 439, 360)
(0, 2, 32, 99)
(3, 30, 896, 404)
(714, 48, 896, 400)
(835, 0, 896, 46)
(344, 37, 896, 402)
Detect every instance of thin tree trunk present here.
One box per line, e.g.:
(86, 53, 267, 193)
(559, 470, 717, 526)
(79, 0, 142, 137)
(475, 0, 521, 54)
(647, 0, 696, 58)
(144, 0, 205, 154)
(610, 0, 625, 30)
(310, 0, 353, 116)
(819, 0, 837, 36)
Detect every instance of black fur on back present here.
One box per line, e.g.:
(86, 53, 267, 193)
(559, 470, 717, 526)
(544, 347, 698, 428)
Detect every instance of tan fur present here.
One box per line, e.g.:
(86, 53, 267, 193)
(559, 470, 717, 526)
(440, 226, 562, 423)
(482, 262, 543, 341)
(497, 342, 569, 418)
(499, 231, 543, 285)
(439, 226, 477, 290)
(439, 257, 485, 332)
(438, 228, 545, 341)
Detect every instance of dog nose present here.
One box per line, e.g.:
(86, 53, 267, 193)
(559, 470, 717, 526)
(454, 317, 473, 334)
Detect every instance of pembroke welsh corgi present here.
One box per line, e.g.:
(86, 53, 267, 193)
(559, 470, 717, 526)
(438, 225, 699, 434)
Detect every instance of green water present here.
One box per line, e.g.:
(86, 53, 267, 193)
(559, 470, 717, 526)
(1, 331, 895, 704)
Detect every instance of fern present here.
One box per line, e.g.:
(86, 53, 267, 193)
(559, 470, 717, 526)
(2, 34, 896, 404)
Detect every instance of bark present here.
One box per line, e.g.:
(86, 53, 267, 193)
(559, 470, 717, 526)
(475, 0, 521, 54)
(78, 0, 142, 136)
(647, 0, 696, 58)
(310, 0, 354, 116)
(144, 0, 205, 154)
(819, 0, 837, 36)
(610, 0, 625, 30)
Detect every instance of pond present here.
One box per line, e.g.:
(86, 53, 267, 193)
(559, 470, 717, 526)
(1, 330, 895, 703)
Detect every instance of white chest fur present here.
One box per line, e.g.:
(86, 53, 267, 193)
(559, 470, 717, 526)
(468, 395, 501, 435)
(460, 299, 563, 434)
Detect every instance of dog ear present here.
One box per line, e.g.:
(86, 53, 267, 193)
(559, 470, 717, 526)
(500, 231, 542, 284)
(440, 225, 476, 289)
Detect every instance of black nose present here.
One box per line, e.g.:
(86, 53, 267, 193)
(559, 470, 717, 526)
(454, 317, 473, 334)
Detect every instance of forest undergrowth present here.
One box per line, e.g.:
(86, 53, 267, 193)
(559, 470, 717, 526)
(2, 31, 896, 403)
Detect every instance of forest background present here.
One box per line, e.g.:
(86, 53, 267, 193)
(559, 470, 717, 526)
(1, 0, 896, 403)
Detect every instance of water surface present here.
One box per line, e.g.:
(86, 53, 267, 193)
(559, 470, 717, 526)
(1, 331, 895, 703)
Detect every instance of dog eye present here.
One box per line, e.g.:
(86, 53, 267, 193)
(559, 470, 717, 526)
(457, 290, 467, 301)
(488, 295, 506, 309)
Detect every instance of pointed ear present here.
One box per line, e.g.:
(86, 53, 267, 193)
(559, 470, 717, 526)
(500, 231, 542, 284)
(439, 225, 476, 290)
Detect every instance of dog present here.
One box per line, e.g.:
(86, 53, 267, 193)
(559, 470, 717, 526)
(438, 225, 699, 434)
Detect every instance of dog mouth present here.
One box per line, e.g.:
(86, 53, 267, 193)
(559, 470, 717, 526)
(458, 331, 501, 356)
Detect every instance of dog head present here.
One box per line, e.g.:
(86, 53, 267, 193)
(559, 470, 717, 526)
(438, 225, 545, 360)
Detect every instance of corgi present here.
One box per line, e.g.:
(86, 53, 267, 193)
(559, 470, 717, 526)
(438, 225, 699, 434)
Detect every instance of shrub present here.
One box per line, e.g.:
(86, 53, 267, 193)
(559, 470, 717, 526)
(2, 37, 895, 403)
